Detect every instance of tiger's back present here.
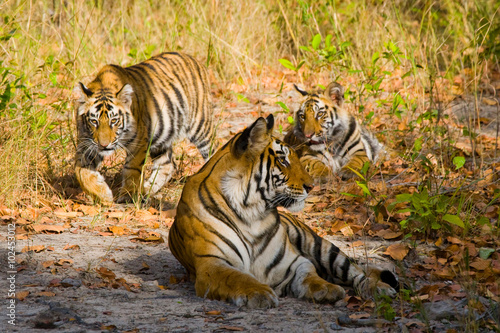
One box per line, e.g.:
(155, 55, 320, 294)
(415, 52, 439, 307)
(74, 52, 214, 203)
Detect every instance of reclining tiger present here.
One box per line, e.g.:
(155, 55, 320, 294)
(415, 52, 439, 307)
(284, 82, 384, 181)
(73, 52, 214, 203)
(168, 114, 398, 308)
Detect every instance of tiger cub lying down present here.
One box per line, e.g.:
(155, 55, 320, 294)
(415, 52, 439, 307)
(284, 82, 384, 181)
(168, 115, 398, 308)
(73, 52, 214, 203)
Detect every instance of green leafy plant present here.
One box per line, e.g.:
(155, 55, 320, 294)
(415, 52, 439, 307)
(299, 33, 351, 72)
(278, 58, 305, 75)
(390, 188, 466, 238)
(375, 294, 396, 321)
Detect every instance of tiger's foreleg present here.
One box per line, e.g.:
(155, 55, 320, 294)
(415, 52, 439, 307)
(118, 147, 147, 203)
(144, 147, 176, 196)
(75, 156, 113, 204)
(280, 213, 398, 299)
(286, 257, 346, 303)
(338, 152, 370, 179)
(300, 154, 332, 182)
(194, 259, 279, 309)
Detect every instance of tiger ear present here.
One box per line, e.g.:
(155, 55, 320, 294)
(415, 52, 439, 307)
(73, 82, 93, 103)
(294, 84, 308, 96)
(233, 117, 271, 158)
(116, 84, 134, 108)
(324, 82, 344, 106)
(265, 114, 274, 132)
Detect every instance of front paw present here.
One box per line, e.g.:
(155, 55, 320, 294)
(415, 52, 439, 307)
(76, 167, 114, 203)
(302, 274, 346, 303)
(359, 268, 399, 299)
(234, 287, 279, 309)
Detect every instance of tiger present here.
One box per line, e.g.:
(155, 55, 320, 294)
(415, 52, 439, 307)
(284, 82, 384, 181)
(73, 52, 215, 203)
(168, 114, 398, 309)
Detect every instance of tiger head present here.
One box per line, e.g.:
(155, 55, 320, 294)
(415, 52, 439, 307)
(73, 69, 135, 156)
(222, 114, 314, 214)
(293, 82, 349, 151)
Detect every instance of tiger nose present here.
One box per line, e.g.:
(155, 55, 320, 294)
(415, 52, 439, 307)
(303, 183, 314, 193)
(98, 141, 111, 149)
(305, 133, 313, 138)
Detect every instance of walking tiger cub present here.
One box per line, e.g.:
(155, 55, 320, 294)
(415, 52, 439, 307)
(168, 115, 398, 308)
(73, 52, 214, 203)
(284, 82, 384, 181)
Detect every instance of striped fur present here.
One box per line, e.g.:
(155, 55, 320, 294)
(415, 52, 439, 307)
(284, 82, 384, 181)
(73, 52, 214, 203)
(168, 115, 398, 309)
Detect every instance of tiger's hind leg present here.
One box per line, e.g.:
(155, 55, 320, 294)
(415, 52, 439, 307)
(193, 137, 213, 160)
(280, 212, 398, 299)
(143, 146, 176, 196)
(188, 117, 216, 160)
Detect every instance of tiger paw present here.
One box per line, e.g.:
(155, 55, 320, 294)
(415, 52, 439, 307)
(360, 268, 399, 299)
(303, 275, 345, 303)
(143, 179, 165, 197)
(373, 281, 398, 298)
(233, 287, 279, 309)
(75, 167, 114, 203)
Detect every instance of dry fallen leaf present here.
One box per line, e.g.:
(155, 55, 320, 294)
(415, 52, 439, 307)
(375, 229, 402, 240)
(107, 211, 126, 219)
(349, 313, 371, 320)
(101, 325, 117, 331)
(96, 267, 116, 280)
(148, 207, 159, 215)
(31, 224, 66, 234)
(206, 310, 222, 315)
(217, 326, 245, 331)
(42, 260, 54, 268)
(482, 97, 498, 105)
(432, 267, 456, 280)
(135, 210, 157, 221)
(15, 218, 31, 225)
(169, 275, 179, 284)
(351, 240, 364, 248)
(383, 243, 409, 261)
(55, 259, 74, 266)
(77, 204, 100, 216)
(108, 226, 126, 236)
(340, 225, 354, 237)
(333, 207, 345, 219)
(36, 291, 56, 297)
(21, 245, 45, 253)
(16, 291, 29, 301)
(54, 211, 82, 218)
(63, 244, 80, 250)
(131, 232, 165, 243)
(469, 259, 491, 271)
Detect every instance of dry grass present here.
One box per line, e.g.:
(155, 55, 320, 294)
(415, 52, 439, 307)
(1, 2, 499, 330)
(0, 0, 498, 206)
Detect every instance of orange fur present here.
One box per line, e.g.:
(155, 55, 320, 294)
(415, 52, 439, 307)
(73, 52, 214, 203)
